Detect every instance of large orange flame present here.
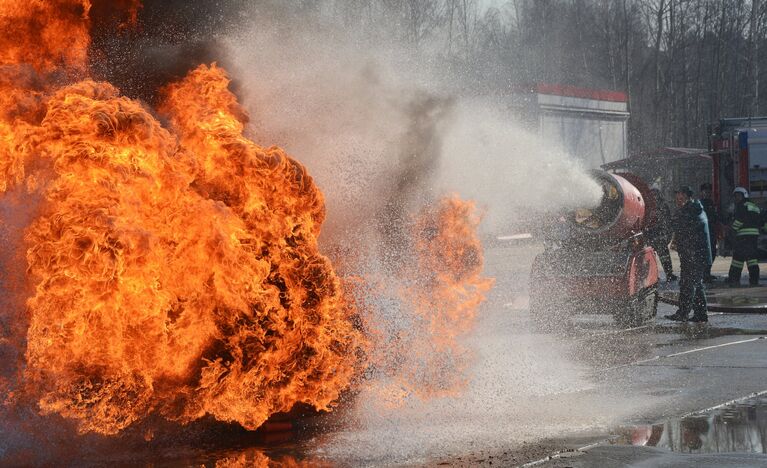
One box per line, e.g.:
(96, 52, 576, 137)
(405, 196, 494, 396)
(0, 0, 492, 440)
(0, 1, 364, 435)
(392, 197, 494, 398)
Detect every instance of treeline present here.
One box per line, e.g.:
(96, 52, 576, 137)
(263, 0, 765, 153)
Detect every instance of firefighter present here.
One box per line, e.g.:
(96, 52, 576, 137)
(699, 182, 719, 281)
(726, 187, 761, 287)
(665, 186, 711, 323)
(646, 186, 676, 281)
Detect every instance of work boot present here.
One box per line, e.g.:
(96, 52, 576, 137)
(748, 265, 760, 287)
(664, 311, 688, 322)
(689, 315, 708, 323)
(725, 276, 742, 288)
(727, 267, 742, 287)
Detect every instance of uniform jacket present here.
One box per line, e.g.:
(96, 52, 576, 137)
(732, 200, 761, 237)
(673, 199, 712, 267)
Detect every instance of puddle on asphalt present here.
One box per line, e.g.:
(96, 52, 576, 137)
(615, 395, 767, 454)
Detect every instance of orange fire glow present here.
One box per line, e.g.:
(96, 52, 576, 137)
(1, 1, 364, 435)
(214, 451, 328, 468)
(402, 197, 494, 397)
(355, 197, 494, 404)
(0, 0, 491, 438)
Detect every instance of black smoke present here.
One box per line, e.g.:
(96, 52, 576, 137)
(88, 0, 248, 104)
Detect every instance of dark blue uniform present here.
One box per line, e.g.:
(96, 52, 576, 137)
(673, 199, 712, 319)
(727, 200, 761, 286)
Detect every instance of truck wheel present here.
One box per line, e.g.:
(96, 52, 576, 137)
(615, 288, 657, 327)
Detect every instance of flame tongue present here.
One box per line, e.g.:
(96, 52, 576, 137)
(0, 1, 91, 76)
(398, 197, 494, 398)
(0, 0, 492, 438)
(0, 4, 365, 433)
(18, 69, 366, 434)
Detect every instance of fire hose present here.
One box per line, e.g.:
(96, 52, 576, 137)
(658, 290, 767, 314)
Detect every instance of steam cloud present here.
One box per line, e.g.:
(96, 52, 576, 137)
(222, 9, 602, 240)
(1, 1, 609, 463)
(219, 4, 610, 464)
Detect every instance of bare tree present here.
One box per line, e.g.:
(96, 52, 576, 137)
(269, 0, 767, 152)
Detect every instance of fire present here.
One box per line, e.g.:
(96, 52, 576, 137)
(401, 197, 494, 397)
(0, 1, 90, 76)
(1, 1, 364, 435)
(357, 197, 494, 403)
(412, 197, 494, 340)
(18, 72, 365, 435)
(0, 0, 492, 441)
(214, 452, 327, 468)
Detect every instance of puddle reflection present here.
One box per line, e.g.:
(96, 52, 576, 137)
(620, 396, 767, 454)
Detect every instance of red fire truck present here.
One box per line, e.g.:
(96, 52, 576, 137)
(709, 117, 767, 255)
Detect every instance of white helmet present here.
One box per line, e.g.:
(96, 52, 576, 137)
(734, 186, 749, 198)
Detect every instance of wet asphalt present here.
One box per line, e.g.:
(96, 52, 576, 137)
(471, 241, 767, 467)
(20, 242, 767, 467)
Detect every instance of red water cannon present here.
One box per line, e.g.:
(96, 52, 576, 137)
(530, 171, 659, 327)
(565, 171, 655, 245)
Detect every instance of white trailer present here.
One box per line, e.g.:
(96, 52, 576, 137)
(511, 84, 630, 168)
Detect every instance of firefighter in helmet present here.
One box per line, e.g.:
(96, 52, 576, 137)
(727, 187, 761, 287)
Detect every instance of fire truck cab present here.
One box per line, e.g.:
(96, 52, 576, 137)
(709, 118, 767, 256)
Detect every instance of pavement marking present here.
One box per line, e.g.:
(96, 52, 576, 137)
(585, 324, 652, 337)
(600, 336, 767, 372)
(635, 364, 767, 369)
(561, 322, 655, 339)
(520, 388, 767, 467)
(520, 448, 585, 467)
(665, 336, 766, 358)
(497, 233, 533, 241)
(680, 388, 767, 418)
